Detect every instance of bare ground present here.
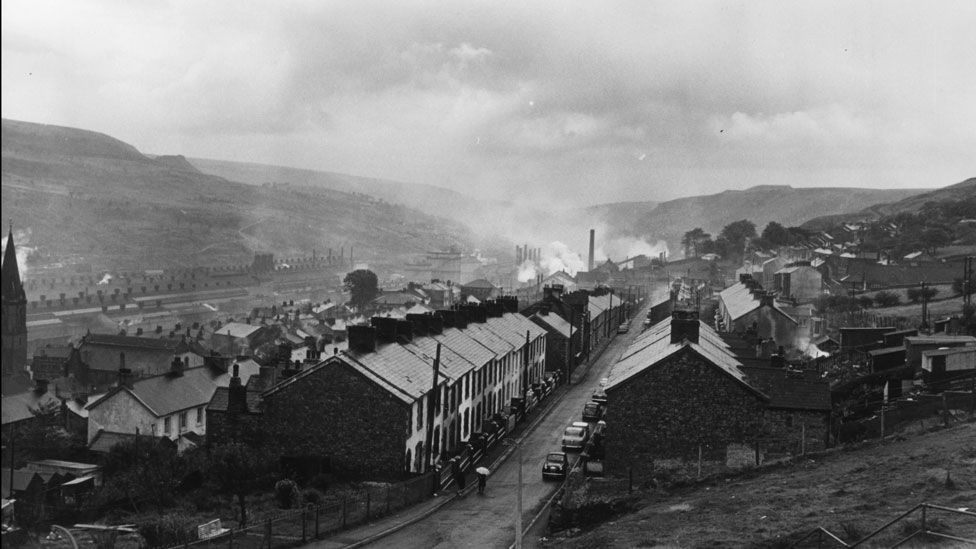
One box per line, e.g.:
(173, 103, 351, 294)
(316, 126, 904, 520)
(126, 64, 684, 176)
(542, 421, 976, 548)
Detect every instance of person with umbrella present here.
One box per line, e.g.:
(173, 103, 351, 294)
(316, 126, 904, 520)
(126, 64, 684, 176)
(476, 466, 490, 495)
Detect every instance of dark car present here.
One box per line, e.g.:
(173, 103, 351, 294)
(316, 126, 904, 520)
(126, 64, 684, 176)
(582, 400, 604, 422)
(542, 452, 568, 480)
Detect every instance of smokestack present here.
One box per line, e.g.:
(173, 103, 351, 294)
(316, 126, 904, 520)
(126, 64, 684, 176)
(515, 245, 521, 264)
(588, 229, 595, 272)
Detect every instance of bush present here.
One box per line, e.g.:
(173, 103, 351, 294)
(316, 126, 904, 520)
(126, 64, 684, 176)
(873, 291, 901, 308)
(857, 296, 874, 309)
(275, 479, 301, 509)
(907, 286, 940, 303)
(139, 514, 195, 548)
(302, 488, 325, 506)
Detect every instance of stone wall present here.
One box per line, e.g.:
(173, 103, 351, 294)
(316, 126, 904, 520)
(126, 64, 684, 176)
(604, 347, 766, 482)
(260, 361, 412, 480)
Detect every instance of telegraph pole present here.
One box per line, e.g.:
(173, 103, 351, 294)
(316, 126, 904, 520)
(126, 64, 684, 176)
(425, 343, 441, 494)
(515, 440, 523, 549)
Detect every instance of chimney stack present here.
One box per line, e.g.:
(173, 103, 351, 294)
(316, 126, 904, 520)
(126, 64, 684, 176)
(371, 317, 400, 343)
(348, 325, 377, 352)
(118, 352, 133, 388)
(228, 363, 248, 413)
(588, 229, 596, 272)
(670, 310, 700, 344)
(395, 320, 414, 343)
(170, 355, 185, 377)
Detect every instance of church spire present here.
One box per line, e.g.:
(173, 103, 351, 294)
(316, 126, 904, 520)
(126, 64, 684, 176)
(2, 224, 26, 302)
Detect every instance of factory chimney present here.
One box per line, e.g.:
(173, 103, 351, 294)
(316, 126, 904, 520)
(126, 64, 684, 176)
(588, 229, 595, 272)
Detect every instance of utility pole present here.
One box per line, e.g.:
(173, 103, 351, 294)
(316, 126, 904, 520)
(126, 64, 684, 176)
(424, 343, 441, 494)
(567, 313, 574, 384)
(523, 330, 530, 402)
(921, 282, 929, 332)
(515, 440, 523, 549)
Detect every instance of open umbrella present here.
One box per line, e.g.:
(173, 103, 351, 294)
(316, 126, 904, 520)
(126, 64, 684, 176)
(475, 467, 490, 476)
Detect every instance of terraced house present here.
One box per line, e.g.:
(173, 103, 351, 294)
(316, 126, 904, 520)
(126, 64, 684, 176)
(207, 300, 546, 480)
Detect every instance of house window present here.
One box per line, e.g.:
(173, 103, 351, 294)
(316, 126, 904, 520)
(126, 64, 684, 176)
(164, 416, 171, 434)
(179, 411, 188, 430)
(416, 399, 424, 432)
(464, 374, 469, 399)
(196, 407, 204, 425)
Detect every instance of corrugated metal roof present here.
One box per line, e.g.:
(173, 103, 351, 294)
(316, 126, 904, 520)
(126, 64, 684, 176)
(740, 367, 831, 412)
(216, 322, 264, 339)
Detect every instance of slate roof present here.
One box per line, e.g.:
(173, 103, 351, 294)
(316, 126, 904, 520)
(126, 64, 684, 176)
(216, 322, 265, 339)
(1, 387, 61, 425)
(88, 431, 166, 453)
(740, 367, 831, 412)
(84, 334, 182, 350)
(606, 317, 767, 401)
(719, 283, 761, 321)
(402, 334, 477, 382)
(88, 360, 260, 417)
(530, 312, 572, 339)
(373, 292, 421, 305)
(430, 327, 496, 369)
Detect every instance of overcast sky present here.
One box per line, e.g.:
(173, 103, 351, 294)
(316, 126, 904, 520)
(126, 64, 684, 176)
(2, 0, 974, 205)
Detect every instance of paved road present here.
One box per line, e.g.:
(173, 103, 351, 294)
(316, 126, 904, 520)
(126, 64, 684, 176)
(366, 288, 664, 549)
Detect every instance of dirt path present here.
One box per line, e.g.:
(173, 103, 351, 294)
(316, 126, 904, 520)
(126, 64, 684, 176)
(543, 421, 976, 548)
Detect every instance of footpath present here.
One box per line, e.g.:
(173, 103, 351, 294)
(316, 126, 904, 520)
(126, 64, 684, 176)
(309, 325, 624, 549)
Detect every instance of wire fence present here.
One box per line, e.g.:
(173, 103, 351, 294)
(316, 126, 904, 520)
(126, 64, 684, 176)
(174, 473, 433, 549)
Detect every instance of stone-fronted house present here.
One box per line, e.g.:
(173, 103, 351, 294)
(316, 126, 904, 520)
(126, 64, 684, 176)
(66, 334, 206, 392)
(774, 262, 822, 303)
(604, 311, 829, 481)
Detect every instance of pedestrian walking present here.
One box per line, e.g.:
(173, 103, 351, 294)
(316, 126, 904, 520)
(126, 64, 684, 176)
(451, 457, 466, 495)
(476, 466, 489, 495)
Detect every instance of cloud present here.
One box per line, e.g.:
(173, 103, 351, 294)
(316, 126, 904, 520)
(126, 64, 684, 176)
(2, 0, 974, 203)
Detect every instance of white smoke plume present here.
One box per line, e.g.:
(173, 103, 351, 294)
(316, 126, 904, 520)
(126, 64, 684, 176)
(598, 237, 670, 269)
(516, 259, 538, 283)
(97, 273, 113, 285)
(540, 241, 586, 276)
(1, 228, 34, 277)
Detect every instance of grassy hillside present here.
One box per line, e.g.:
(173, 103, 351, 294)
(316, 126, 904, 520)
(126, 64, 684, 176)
(1, 118, 473, 273)
(581, 185, 924, 251)
(803, 177, 976, 230)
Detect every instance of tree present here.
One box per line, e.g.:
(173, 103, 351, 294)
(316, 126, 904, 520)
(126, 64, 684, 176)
(919, 227, 953, 254)
(343, 269, 380, 310)
(873, 291, 901, 308)
(719, 220, 757, 259)
(207, 443, 275, 528)
(681, 228, 711, 258)
(761, 222, 790, 247)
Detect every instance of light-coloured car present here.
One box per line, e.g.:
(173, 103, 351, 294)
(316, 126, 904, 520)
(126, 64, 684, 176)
(561, 423, 590, 451)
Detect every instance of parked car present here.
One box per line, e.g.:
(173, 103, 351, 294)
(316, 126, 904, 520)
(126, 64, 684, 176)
(561, 422, 590, 451)
(582, 400, 604, 422)
(617, 323, 630, 334)
(591, 389, 607, 405)
(542, 452, 569, 480)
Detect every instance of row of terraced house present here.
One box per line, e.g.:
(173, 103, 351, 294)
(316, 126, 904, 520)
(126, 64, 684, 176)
(207, 298, 549, 480)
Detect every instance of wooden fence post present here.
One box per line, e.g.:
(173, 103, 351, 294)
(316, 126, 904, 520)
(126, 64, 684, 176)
(266, 519, 272, 549)
(366, 490, 371, 520)
(386, 485, 391, 515)
(342, 497, 347, 529)
(227, 527, 233, 549)
(315, 506, 320, 539)
(302, 508, 307, 542)
(943, 393, 949, 427)
(801, 422, 806, 455)
(697, 445, 702, 479)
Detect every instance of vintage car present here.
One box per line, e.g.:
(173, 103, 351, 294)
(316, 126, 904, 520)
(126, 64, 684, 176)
(542, 451, 569, 480)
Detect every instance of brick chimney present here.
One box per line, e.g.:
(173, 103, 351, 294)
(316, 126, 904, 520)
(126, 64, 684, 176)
(117, 352, 133, 388)
(760, 291, 776, 307)
(348, 325, 377, 353)
(670, 310, 700, 344)
(228, 363, 247, 413)
(543, 284, 564, 301)
(406, 314, 430, 336)
(463, 304, 488, 323)
(485, 300, 504, 318)
(396, 320, 414, 343)
(170, 355, 184, 377)
(739, 273, 754, 284)
(372, 317, 400, 343)
(33, 378, 50, 394)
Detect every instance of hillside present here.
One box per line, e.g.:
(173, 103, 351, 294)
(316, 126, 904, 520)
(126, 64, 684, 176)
(0, 118, 473, 272)
(581, 185, 924, 252)
(188, 157, 486, 227)
(542, 422, 975, 548)
(802, 177, 976, 230)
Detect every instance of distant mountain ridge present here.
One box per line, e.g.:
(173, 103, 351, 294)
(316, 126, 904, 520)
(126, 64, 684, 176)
(801, 177, 976, 229)
(581, 185, 927, 251)
(1, 118, 473, 271)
